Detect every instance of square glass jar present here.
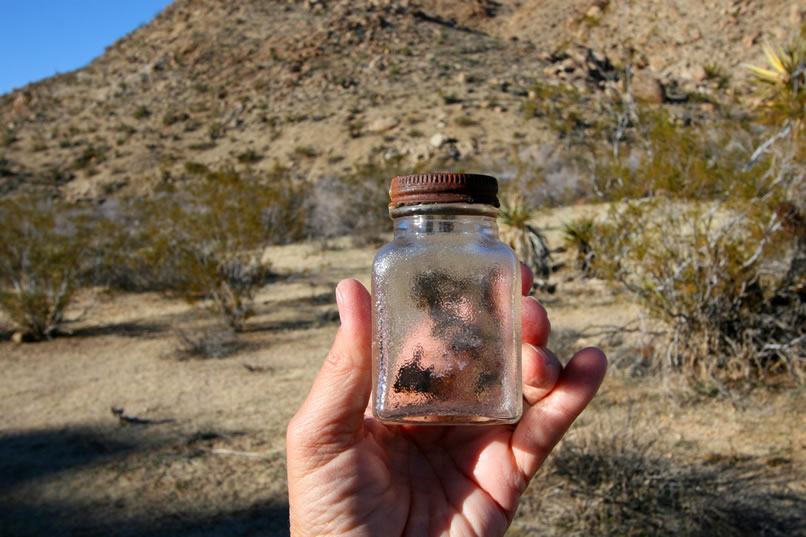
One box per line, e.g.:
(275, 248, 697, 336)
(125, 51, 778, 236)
(371, 174, 522, 425)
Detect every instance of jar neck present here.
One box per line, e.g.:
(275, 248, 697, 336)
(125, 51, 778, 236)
(393, 213, 500, 238)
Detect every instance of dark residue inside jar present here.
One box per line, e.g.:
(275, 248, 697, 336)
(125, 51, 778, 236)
(392, 269, 504, 398)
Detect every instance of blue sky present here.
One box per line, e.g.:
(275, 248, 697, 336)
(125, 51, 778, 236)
(0, 1, 174, 96)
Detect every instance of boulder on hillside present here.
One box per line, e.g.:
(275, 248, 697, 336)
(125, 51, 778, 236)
(630, 69, 664, 104)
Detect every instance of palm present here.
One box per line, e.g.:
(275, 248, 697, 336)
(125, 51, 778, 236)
(327, 422, 522, 536)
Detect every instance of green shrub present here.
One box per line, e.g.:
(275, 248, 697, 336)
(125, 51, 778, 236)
(1, 130, 17, 147)
(184, 161, 209, 175)
(207, 122, 224, 140)
(0, 159, 11, 177)
(545, 98, 806, 389)
(347, 120, 363, 138)
(522, 81, 591, 137)
(188, 142, 216, 151)
(293, 145, 317, 158)
(581, 106, 785, 205)
(704, 62, 730, 89)
(73, 146, 107, 170)
(133, 105, 151, 120)
(0, 197, 93, 339)
(236, 149, 261, 164)
(454, 115, 478, 127)
(162, 110, 189, 126)
(106, 166, 308, 330)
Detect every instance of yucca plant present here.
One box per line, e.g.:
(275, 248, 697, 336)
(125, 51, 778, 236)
(563, 216, 596, 276)
(745, 28, 806, 133)
(498, 194, 553, 292)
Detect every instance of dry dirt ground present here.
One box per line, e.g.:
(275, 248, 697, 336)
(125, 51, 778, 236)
(1, 210, 805, 536)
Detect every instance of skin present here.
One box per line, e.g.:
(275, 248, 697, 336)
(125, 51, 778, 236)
(286, 265, 608, 537)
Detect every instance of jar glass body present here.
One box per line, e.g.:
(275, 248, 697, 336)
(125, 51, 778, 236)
(371, 207, 522, 425)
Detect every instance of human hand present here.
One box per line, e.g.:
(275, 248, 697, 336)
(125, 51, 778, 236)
(286, 267, 607, 536)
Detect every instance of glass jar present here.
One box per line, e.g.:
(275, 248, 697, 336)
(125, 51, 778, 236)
(371, 173, 522, 425)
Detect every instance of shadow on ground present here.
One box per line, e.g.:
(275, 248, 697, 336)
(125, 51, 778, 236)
(0, 425, 290, 537)
(68, 321, 166, 339)
(1, 501, 290, 537)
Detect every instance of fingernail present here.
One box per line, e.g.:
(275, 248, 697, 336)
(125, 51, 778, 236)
(525, 295, 543, 308)
(527, 343, 557, 368)
(335, 284, 344, 308)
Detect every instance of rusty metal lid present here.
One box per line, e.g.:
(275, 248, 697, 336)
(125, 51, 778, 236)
(389, 173, 499, 209)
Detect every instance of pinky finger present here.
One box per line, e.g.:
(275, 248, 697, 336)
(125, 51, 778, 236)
(511, 347, 607, 481)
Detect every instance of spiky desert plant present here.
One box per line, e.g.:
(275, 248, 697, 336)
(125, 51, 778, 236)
(563, 216, 596, 276)
(498, 194, 553, 292)
(746, 30, 806, 133)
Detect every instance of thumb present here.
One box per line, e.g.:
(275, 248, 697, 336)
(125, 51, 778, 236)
(287, 279, 373, 453)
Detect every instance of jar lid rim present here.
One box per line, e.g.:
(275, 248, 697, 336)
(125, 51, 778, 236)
(389, 173, 499, 208)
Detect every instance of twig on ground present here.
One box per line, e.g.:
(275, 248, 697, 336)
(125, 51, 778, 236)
(110, 407, 176, 426)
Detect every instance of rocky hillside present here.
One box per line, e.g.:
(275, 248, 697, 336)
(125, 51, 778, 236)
(0, 0, 803, 202)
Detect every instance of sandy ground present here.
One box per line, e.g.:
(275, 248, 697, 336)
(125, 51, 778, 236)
(1, 217, 804, 536)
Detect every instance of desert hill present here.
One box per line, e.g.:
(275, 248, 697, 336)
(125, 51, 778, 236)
(1, 0, 803, 202)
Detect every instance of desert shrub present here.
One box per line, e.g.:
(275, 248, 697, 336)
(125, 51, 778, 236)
(73, 145, 107, 170)
(306, 162, 416, 247)
(590, 109, 772, 202)
(207, 122, 224, 140)
(293, 145, 317, 158)
(438, 90, 462, 104)
(0, 130, 17, 147)
(704, 62, 731, 89)
(174, 322, 242, 360)
(119, 166, 307, 330)
(183, 160, 209, 175)
(522, 81, 598, 139)
(236, 149, 261, 163)
(522, 421, 806, 536)
(347, 120, 363, 138)
(0, 196, 96, 339)
(587, 196, 805, 388)
(0, 158, 12, 176)
(162, 110, 189, 127)
(454, 115, 478, 127)
(96, 164, 307, 300)
(551, 79, 806, 389)
(133, 105, 151, 120)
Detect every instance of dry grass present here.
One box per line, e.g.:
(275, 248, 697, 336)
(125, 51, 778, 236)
(514, 412, 806, 536)
(173, 322, 243, 360)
